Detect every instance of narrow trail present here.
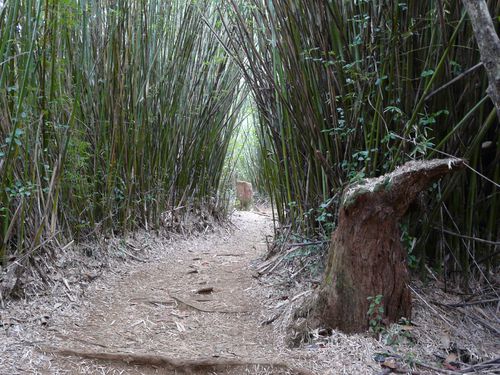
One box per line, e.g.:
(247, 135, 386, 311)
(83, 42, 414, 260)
(15, 211, 317, 374)
(52, 210, 289, 374)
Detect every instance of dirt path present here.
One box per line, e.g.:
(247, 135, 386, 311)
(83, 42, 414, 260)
(1, 211, 324, 374)
(50, 210, 299, 374)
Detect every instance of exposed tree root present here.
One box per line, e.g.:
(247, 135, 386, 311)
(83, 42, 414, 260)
(169, 293, 248, 314)
(43, 347, 316, 374)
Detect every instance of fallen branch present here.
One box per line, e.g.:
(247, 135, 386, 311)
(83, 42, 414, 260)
(435, 228, 500, 246)
(128, 297, 175, 306)
(252, 211, 271, 217)
(54, 333, 108, 349)
(196, 287, 214, 294)
(216, 253, 243, 257)
(414, 361, 460, 374)
(169, 293, 248, 314)
(415, 357, 500, 374)
(459, 356, 500, 373)
(261, 312, 282, 326)
(43, 347, 316, 375)
(433, 298, 499, 308)
(424, 62, 483, 101)
(470, 314, 500, 335)
(118, 248, 147, 263)
(288, 240, 329, 247)
(257, 245, 301, 275)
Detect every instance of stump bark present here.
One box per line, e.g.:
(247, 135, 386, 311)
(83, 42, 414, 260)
(236, 181, 253, 210)
(295, 158, 465, 334)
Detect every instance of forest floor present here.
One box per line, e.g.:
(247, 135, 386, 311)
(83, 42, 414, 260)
(0, 210, 498, 374)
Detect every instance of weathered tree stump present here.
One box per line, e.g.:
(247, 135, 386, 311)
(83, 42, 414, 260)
(236, 181, 253, 210)
(293, 158, 465, 336)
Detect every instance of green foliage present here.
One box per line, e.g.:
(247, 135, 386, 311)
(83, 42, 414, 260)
(383, 318, 416, 347)
(303, 196, 336, 238)
(5, 180, 36, 199)
(226, 103, 262, 189)
(64, 135, 91, 189)
(367, 294, 385, 336)
(400, 223, 418, 269)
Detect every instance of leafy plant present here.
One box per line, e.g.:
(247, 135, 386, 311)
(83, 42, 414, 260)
(383, 319, 416, 347)
(367, 294, 385, 336)
(400, 223, 418, 269)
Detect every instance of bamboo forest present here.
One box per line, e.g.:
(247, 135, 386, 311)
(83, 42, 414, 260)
(0, 1, 499, 374)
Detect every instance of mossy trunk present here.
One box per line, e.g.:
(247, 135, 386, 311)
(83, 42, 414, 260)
(294, 159, 466, 335)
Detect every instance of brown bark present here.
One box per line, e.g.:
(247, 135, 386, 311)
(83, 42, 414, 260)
(294, 158, 465, 335)
(461, 0, 500, 119)
(236, 180, 253, 209)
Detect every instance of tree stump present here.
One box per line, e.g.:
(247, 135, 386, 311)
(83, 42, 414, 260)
(293, 158, 465, 336)
(236, 181, 253, 210)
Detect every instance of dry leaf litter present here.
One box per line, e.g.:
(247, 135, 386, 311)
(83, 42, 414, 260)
(0, 210, 498, 374)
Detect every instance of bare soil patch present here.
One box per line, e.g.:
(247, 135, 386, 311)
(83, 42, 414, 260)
(1, 211, 498, 374)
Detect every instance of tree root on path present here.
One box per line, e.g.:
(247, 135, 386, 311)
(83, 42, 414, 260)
(169, 293, 249, 314)
(42, 347, 316, 374)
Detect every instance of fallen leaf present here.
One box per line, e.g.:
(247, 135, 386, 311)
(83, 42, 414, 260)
(445, 353, 458, 364)
(382, 358, 398, 370)
(175, 321, 186, 332)
(400, 324, 414, 331)
(444, 362, 459, 371)
(373, 353, 388, 363)
(440, 333, 451, 348)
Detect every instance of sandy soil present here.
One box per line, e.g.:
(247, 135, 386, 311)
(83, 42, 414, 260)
(0, 211, 498, 374)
